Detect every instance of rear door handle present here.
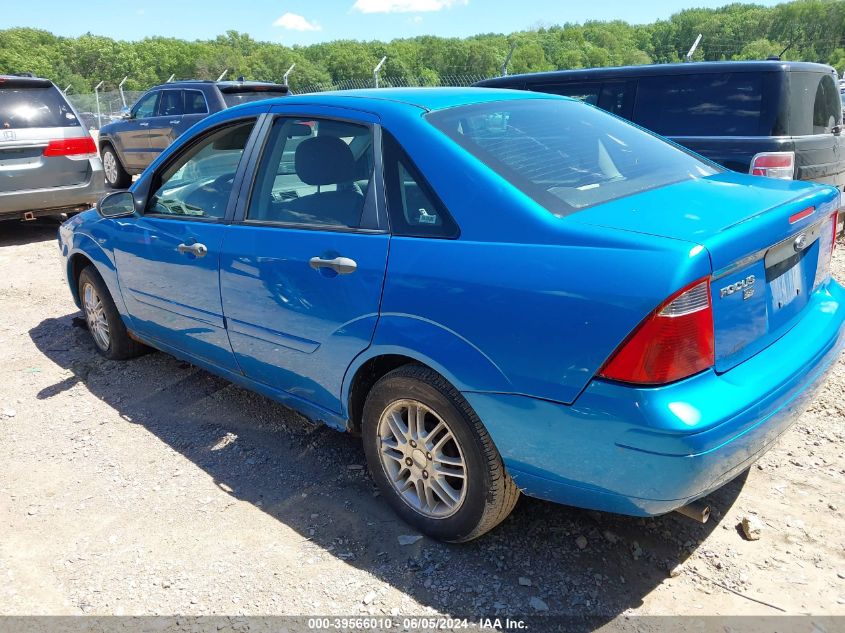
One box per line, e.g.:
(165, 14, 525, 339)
(139, 122, 150, 127)
(309, 256, 357, 275)
(177, 242, 208, 258)
(169, 120, 180, 125)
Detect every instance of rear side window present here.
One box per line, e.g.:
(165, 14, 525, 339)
(0, 85, 79, 129)
(158, 90, 183, 117)
(633, 73, 774, 137)
(787, 72, 842, 135)
(532, 83, 600, 105)
(185, 90, 208, 115)
(427, 98, 719, 216)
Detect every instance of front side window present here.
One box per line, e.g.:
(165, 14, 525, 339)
(133, 92, 159, 119)
(158, 90, 183, 117)
(787, 72, 843, 135)
(147, 120, 255, 220)
(427, 98, 719, 216)
(247, 117, 374, 229)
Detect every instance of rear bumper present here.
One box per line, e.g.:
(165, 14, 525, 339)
(0, 158, 104, 219)
(465, 280, 845, 516)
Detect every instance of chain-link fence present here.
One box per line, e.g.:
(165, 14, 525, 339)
(66, 90, 144, 130)
(65, 76, 492, 128)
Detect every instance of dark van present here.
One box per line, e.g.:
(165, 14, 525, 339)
(476, 62, 845, 195)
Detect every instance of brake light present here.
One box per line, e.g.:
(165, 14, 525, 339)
(43, 136, 97, 159)
(599, 279, 714, 385)
(750, 151, 795, 180)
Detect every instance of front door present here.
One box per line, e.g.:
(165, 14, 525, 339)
(146, 89, 184, 161)
(220, 112, 388, 414)
(118, 90, 159, 171)
(113, 117, 259, 372)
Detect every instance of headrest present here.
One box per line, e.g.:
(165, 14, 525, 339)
(295, 136, 355, 186)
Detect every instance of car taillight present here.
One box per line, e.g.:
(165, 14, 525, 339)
(814, 210, 839, 289)
(599, 279, 714, 385)
(43, 136, 98, 159)
(750, 151, 795, 180)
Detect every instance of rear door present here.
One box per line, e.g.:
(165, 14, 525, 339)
(0, 79, 93, 194)
(113, 116, 260, 371)
(147, 89, 183, 159)
(181, 89, 210, 134)
(220, 107, 388, 414)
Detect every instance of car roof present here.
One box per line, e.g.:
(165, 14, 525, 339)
(257, 87, 555, 113)
(478, 60, 838, 85)
(159, 79, 287, 89)
(0, 74, 53, 88)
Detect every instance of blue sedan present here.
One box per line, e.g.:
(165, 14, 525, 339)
(58, 88, 845, 542)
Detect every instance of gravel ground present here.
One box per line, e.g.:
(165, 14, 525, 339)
(0, 219, 844, 621)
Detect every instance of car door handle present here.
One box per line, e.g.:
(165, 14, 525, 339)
(309, 256, 357, 275)
(177, 242, 208, 258)
(169, 120, 180, 125)
(139, 122, 150, 127)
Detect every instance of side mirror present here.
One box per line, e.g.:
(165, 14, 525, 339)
(97, 191, 136, 218)
(120, 107, 132, 119)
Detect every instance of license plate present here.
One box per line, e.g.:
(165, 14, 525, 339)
(770, 261, 803, 311)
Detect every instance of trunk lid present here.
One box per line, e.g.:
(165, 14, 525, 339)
(573, 172, 841, 371)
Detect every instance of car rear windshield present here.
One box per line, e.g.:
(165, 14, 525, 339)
(632, 72, 780, 137)
(222, 90, 288, 107)
(426, 98, 719, 216)
(0, 84, 80, 129)
(786, 72, 842, 135)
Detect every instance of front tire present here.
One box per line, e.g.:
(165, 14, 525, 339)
(362, 365, 519, 542)
(78, 266, 146, 360)
(102, 145, 131, 189)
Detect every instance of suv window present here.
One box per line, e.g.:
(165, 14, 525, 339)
(532, 83, 600, 105)
(788, 72, 842, 135)
(148, 120, 255, 220)
(427, 99, 719, 216)
(247, 117, 373, 229)
(222, 89, 288, 108)
(185, 90, 208, 115)
(158, 90, 183, 117)
(633, 73, 770, 137)
(382, 131, 457, 238)
(133, 92, 159, 119)
(0, 84, 80, 129)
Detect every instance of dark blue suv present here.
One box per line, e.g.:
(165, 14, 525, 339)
(98, 79, 288, 188)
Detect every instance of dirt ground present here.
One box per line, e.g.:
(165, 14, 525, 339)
(0, 219, 844, 622)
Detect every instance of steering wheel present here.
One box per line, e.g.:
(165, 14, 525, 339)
(183, 172, 236, 217)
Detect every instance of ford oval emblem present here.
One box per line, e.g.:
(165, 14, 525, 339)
(793, 233, 808, 252)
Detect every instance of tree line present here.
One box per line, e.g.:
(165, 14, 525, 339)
(1, 0, 844, 94)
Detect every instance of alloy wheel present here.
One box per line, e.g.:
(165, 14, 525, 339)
(376, 399, 468, 519)
(82, 282, 110, 351)
(103, 151, 118, 185)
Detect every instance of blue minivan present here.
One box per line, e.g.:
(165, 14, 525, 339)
(60, 88, 845, 541)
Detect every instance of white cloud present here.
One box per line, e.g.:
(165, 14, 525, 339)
(272, 12, 322, 31)
(352, 0, 467, 14)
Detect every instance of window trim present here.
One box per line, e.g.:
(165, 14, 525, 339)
(237, 113, 387, 233)
(381, 130, 460, 240)
(184, 89, 210, 116)
(142, 115, 261, 223)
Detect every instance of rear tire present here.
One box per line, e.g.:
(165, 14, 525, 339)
(362, 364, 519, 542)
(102, 145, 131, 189)
(78, 266, 146, 360)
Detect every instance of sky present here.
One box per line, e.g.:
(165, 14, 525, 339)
(3, 0, 786, 45)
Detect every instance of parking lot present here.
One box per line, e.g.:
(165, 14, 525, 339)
(1, 219, 844, 619)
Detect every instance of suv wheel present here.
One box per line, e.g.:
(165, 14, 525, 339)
(362, 365, 519, 542)
(102, 145, 131, 189)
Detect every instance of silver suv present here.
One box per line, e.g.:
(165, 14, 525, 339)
(0, 75, 104, 221)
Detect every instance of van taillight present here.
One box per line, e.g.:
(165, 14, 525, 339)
(599, 279, 714, 385)
(43, 136, 97, 159)
(750, 151, 795, 180)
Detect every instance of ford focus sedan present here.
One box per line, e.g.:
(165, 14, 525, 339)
(58, 88, 845, 542)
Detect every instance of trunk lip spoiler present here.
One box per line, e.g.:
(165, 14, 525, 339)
(711, 207, 835, 281)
